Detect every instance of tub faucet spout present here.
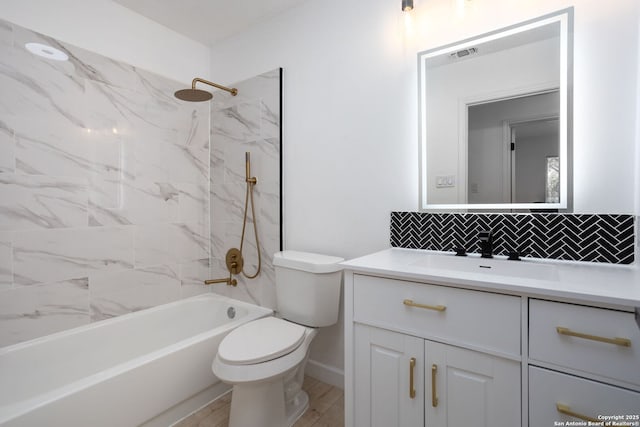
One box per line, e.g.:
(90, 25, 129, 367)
(204, 277, 237, 286)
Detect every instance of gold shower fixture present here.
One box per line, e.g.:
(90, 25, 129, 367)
(238, 152, 261, 279)
(204, 152, 261, 287)
(174, 77, 238, 102)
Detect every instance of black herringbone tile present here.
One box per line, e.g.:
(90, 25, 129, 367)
(390, 212, 635, 264)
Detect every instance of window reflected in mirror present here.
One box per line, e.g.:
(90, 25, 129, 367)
(546, 156, 560, 203)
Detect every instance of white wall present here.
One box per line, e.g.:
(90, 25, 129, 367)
(0, 0, 209, 84)
(210, 0, 639, 252)
(209, 0, 419, 262)
(209, 0, 420, 376)
(209, 0, 640, 378)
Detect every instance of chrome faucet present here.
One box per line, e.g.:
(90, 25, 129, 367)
(478, 231, 493, 259)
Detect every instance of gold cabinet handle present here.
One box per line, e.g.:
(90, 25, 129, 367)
(556, 403, 599, 422)
(409, 357, 416, 399)
(556, 326, 632, 347)
(403, 299, 446, 312)
(558, 402, 635, 427)
(431, 364, 438, 407)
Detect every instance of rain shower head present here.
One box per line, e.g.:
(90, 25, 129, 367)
(174, 88, 213, 102)
(174, 77, 238, 102)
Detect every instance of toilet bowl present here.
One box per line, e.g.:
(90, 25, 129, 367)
(212, 318, 317, 426)
(212, 250, 343, 427)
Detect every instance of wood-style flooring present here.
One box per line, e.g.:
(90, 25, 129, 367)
(174, 376, 344, 427)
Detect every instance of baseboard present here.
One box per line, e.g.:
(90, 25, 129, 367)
(306, 359, 344, 389)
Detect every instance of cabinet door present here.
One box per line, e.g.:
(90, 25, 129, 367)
(354, 324, 424, 427)
(425, 341, 521, 427)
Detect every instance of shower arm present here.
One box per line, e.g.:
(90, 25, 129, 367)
(192, 78, 238, 96)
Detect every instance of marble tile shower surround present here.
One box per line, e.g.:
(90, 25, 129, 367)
(207, 69, 281, 310)
(0, 20, 211, 347)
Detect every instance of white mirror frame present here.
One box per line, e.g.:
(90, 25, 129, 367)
(419, 9, 572, 211)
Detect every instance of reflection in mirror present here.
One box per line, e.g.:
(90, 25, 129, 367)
(467, 91, 559, 204)
(419, 9, 572, 211)
(546, 156, 560, 203)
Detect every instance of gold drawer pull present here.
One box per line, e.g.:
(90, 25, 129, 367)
(409, 357, 416, 399)
(557, 403, 632, 426)
(556, 403, 598, 422)
(431, 364, 438, 407)
(556, 326, 632, 347)
(403, 299, 446, 312)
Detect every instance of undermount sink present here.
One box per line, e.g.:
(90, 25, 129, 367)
(410, 253, 559, 281)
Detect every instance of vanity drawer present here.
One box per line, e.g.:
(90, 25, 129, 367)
(529, 366, 640, 426)
(529, 299, 640, 387)
(353, 275, 521, 356)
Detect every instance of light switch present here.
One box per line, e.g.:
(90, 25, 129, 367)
(435, 175, 456, 188)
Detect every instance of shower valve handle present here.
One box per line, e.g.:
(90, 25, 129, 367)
(226, 248, 244, 275)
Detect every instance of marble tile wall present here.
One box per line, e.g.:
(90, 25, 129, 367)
(0, 20, 210, 347)
(208, 69, 281, 309)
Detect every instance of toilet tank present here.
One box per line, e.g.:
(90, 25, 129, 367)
(274, 251, 344, 327)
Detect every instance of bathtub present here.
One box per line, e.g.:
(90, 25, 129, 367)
(0, 293, 272, 427)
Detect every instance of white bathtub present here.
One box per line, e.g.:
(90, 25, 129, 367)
(0, 293, 272, 427)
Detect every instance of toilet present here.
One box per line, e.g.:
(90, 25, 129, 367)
(212, 250, 344, 427)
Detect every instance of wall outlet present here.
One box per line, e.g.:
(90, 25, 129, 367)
(435, 175, 456, 188)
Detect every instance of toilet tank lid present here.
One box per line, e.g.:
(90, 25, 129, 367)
(274, 251, 344, 273)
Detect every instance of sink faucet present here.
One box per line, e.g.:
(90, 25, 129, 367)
(478, 231, 493, 259)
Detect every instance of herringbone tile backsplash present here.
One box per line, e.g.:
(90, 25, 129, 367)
(390, 212, 635, 264)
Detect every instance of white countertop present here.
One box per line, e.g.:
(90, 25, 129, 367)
(341, 248, 640, 308)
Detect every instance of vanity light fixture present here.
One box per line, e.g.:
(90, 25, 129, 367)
(25, 42, 69, 61)
(402, 0, 414, 12)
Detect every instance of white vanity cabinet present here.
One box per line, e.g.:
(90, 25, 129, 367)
(351, 274, 522, 427)
(344, 250, 640, 427)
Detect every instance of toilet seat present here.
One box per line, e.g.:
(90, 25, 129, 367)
(218, 317, 306, 365)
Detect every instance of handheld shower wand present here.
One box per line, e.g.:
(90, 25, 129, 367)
(245, 152, 257, 184)
(240, 152, 261, 278)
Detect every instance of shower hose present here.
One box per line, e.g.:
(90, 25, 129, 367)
(239, 177, 261, 279)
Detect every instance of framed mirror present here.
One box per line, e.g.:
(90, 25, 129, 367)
(419, 9, 572, 210)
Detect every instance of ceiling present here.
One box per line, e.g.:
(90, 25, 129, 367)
(113, 0, 311, 46)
